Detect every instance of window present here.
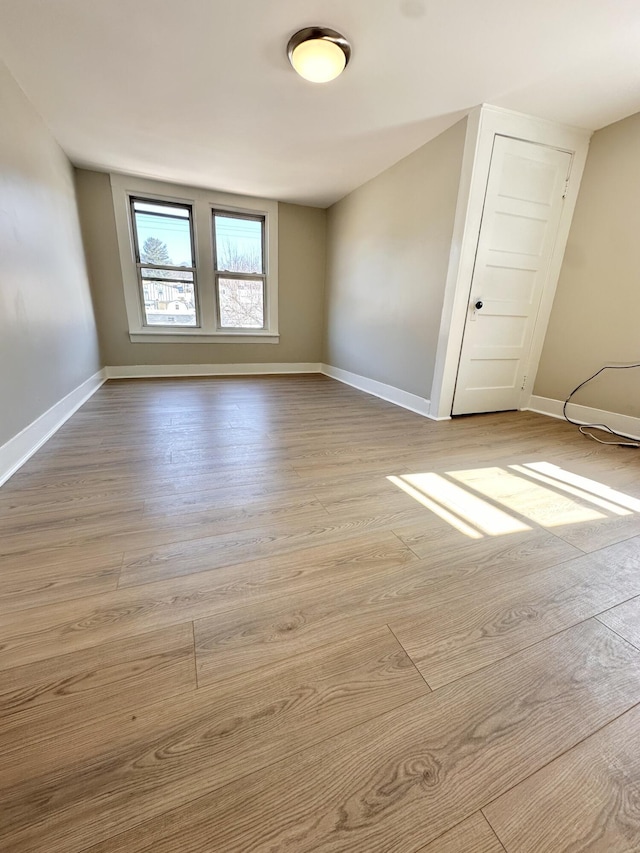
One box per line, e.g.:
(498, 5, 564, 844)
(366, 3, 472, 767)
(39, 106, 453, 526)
(213, 211, 265, 329)
(111, 174, 278, 343)
(130, 199, 198, 327)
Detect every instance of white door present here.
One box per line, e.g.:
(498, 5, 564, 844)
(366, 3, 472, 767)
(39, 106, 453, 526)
(452, 135, 572, 415)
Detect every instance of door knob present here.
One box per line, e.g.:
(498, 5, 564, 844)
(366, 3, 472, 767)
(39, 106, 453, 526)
(474, 300, 483, 310)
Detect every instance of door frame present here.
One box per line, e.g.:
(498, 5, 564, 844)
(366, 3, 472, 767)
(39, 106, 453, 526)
(429, 104, 591, 420)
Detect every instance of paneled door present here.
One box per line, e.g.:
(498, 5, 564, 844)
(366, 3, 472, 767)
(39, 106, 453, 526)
(452, 135, 572, 415)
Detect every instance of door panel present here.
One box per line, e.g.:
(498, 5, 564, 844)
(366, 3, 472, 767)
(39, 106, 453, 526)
(452, 136, 572, 416)
(484, 266, 537, 302)
(465, 359, 519, 388)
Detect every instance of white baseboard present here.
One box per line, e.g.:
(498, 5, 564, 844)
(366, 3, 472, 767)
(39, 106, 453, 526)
(0, 362, 431, 488)
(526, 395, 640, 441)
(105, 363, 322, 379)
(321, 363, 431, 417)
(0, 368, 107, 487)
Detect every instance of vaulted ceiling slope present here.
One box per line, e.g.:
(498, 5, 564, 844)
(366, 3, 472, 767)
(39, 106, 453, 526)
(1, 0, 639, 207)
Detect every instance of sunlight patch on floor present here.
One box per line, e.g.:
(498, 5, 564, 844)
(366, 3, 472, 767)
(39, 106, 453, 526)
(389, 462, 639, 539)
(448, 467, 604, 528)
(398, 473, 531, 536)
(388, 476, 484, 539)
(522, 462, 640, 513)
(509, 464, 631, 516)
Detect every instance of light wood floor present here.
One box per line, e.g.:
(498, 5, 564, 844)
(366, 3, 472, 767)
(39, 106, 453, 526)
(2, 374, 640, 852)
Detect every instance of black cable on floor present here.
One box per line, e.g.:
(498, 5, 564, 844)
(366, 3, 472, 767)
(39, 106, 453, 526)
(563, 363, 640, 447)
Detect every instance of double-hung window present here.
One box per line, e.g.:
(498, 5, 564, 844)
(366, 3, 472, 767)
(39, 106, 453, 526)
(130, 198, 198, 327)
(111, 174, 278, 343)
(213, 211, 266, 329)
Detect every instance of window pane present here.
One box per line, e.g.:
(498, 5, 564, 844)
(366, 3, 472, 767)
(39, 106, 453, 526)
(133, 201, 189, 218)
(133, 201, 194, 267)
(142, 277, 197, 327)
(214, 214, 263, 274)
(141, 267, 194, 282)
(218, 278, 264, 328)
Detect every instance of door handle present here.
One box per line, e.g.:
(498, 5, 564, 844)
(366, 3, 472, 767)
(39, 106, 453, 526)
(474, 300, 484, 310)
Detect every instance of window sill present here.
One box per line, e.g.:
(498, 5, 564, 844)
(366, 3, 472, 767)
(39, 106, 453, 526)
(129, 331, 280, 344)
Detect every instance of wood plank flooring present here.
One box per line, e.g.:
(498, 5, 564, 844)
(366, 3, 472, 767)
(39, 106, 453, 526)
(2, 374, 640, 852)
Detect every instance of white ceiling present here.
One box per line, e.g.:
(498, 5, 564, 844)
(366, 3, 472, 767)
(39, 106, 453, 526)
(1, 0, 640, 207)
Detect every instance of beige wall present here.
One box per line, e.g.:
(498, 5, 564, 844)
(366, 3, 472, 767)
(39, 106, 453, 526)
(535, 111, 640, 417)
(75, 169, 326, 367)
(0, 63, 100, 447)
(323, 119, 467, 399)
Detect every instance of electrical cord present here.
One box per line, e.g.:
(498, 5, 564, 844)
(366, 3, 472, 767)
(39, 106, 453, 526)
(563, 362, 640, 448)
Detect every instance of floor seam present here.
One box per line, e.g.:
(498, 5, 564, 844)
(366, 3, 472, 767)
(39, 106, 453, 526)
(425, 614, 619, 694)
(69, 691, 429, 853)
(115, 550, 125, 590)
(386, 622, 433, 692)
(191, 620, 200, 689)
(478, 698, 640, 817)
(481, 810, 509, 851)
(389, 528, 423, 561)
(593, 613, 640, 653)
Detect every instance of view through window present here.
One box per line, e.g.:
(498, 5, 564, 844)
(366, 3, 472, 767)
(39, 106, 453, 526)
(131, 199, 197, 327)
(213, 211, 266, 329)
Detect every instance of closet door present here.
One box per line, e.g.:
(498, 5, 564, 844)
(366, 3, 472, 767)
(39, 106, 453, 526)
(452, 135, 571, 415)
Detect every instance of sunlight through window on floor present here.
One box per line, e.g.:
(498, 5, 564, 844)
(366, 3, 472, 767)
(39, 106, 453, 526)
(388, 462, 639, 538)
(521, 462, 640, 513)
(387, 475, 484, 539)
(448, 467, 604, 528)
(509, 464, 631, 516)
(393, 473, 531, 537)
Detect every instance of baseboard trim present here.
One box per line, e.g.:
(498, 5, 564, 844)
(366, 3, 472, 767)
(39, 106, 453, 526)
(526, 395, 640, 441)
(0, 368, 107, 487)
(321, 364, 431, 417)
(0, 361, 433, 487)
(105, 363, 322, 379)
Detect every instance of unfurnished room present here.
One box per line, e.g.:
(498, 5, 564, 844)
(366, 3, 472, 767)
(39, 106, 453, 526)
(1, 2, 640, 851)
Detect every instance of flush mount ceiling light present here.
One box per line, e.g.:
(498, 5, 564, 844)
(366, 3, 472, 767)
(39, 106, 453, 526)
(287, 27, 352, 83)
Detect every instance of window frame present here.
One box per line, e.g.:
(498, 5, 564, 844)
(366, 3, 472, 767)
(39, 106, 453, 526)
(212, 208, 267, 331)
(110, 173, 279, 343)
(129, 196, 200, 329)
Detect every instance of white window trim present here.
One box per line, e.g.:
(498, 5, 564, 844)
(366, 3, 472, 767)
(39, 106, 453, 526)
(110, 173, 279, 342)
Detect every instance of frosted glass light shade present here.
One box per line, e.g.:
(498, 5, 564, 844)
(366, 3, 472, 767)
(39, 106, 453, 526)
(291, 39, 345, 83)
(287, 28, 351, 83)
